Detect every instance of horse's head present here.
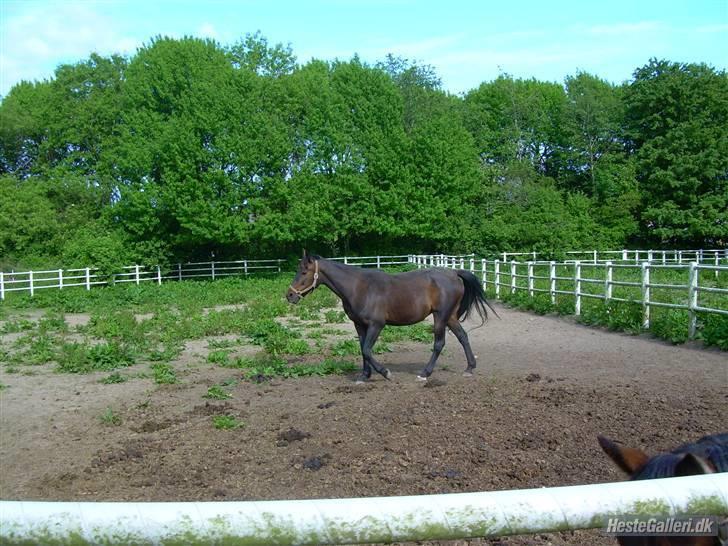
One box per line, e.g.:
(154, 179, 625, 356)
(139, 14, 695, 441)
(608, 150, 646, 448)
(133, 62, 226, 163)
(286, 250, 320, 304)
(598, 434, 726, 546)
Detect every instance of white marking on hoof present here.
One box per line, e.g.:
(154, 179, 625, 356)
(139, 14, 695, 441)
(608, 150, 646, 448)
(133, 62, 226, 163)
(416, 375, 428, 382)
(474, 355, 479, 359)
(355, 380, 366, 385)
(463, 371, 474, 377)
(385, 370, 392, 380)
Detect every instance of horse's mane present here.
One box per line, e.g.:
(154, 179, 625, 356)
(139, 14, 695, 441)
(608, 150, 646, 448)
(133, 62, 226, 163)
(632, 433, 728, 479)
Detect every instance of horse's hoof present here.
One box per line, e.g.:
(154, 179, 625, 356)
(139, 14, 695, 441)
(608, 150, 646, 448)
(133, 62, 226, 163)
(463, 371, 474, 378)
(416, 375, 428, 382)
(384, 369, 392, 380)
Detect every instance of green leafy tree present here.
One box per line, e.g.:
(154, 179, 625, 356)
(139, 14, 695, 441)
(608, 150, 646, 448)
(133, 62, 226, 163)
(625, 59, 728, 245)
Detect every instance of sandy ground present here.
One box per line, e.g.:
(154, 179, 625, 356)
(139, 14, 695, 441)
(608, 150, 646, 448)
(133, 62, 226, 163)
(1, 303, 726, 545)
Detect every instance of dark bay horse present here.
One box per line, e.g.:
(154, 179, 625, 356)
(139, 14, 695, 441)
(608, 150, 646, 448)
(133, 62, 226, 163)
(598, 433, 728, 546)
(286, 252, 496, 382)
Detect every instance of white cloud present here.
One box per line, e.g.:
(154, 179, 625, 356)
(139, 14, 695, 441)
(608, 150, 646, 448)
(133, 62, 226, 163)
(0, 2, 139, 96)
(198, 22, 218, 39)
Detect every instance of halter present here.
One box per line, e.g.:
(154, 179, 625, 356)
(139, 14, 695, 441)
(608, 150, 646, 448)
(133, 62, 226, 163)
(289, 260, 319, 297)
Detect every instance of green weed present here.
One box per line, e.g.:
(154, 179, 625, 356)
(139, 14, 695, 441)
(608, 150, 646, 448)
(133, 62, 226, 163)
(204, 385, 232, 400)
(100, 407, 122, 426)
(101, 371, 128, 384)
(212, 415, 244, 430)
(151, 362, 177, 384)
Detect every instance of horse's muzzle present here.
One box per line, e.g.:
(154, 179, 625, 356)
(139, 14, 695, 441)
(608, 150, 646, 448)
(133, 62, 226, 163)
(286, 290, 301, 304)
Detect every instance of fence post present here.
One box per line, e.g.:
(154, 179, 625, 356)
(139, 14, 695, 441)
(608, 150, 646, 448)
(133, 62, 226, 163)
(527, 262, 534, 297)
(277, 260, 282, 273)
(605, 261, 613, 302)
(244, 260, 248, 275)
(593, 250, 597, 264)
(0, 271, 4, 301)
(688, 262, 698, 339)
(715, 251, 720, 280)
(698, 249, 703, 263)
(157, 266, 162, 286)
(502, 252, 507, 263)
(532, 251, 537, 262)
(510, 261, 517, 294)
(495, 260, 501, 298)
(678, 251, 683, 264)
(469, 257, 475, 273)
(377, 255, 381, 269)
(344, 256, 348, 265)
(135, 265, 140, 285)
(662, 251, 666, 265)
(211, 261, 216, 280)
(634, 250, 639, 264)
(177, 264, 182, 281)
(549, 261, 556, 305)
(647, 250, 653, 263)
(641, 262, 650, 329)
(574, 261, 581, 316)
(85, 268, 91, 290)
(59, 269, 64, 290)
(481, 259, 487, 290)
(622, 249, 627, 261)
(29, 270, 34, 297)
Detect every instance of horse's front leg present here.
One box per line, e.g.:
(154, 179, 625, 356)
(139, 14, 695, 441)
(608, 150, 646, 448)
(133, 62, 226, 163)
(355, 322, 390, 383)
(354, 322, 372, 382)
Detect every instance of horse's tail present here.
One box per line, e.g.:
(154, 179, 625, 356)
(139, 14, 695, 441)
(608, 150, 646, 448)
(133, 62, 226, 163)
(456, 270, 500, 323)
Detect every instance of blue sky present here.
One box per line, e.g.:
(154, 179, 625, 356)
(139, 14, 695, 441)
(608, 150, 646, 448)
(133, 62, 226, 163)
(1, 0, 726, 97)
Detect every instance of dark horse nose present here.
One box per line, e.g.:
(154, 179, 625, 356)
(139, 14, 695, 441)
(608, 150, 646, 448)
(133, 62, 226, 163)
(286, 290, 300, 304)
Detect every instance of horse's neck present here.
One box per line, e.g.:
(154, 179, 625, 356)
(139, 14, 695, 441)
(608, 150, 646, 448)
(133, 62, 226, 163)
(319, 260, 362, 304)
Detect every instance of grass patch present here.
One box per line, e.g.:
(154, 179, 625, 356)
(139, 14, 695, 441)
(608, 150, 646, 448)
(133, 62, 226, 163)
(101, 371, 128, 384)
(151, 362, 177, 384)
(204, 385, 232, 400)
(212, 415, 244, 430)
(99, 407, 122, 426)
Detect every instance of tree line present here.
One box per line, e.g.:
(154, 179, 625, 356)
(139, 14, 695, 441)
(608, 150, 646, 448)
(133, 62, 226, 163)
(1, 33, 726, 270)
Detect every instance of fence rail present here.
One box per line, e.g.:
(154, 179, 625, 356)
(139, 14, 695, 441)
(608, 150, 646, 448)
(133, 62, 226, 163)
(2, 474, 725, 545)
(498, 248, 728, 265)
(0, 259, 285, 299)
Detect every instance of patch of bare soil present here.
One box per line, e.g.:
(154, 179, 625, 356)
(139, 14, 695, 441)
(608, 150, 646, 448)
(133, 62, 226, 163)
(1, 304, 726, 546)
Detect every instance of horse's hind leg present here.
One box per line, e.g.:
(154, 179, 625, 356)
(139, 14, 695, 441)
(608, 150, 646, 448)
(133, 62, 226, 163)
(418, 313, 447, 380)
(447, 316, 477, 376)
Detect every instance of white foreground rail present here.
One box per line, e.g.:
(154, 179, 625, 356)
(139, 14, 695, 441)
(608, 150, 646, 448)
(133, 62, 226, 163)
(1, 474, 726, 545)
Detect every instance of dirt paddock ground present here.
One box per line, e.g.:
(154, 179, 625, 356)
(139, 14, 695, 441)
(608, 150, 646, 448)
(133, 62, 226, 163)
(1, 303, 726, 545)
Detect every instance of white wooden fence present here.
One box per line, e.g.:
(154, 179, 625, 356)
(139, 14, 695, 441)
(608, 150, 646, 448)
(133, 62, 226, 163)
(0, 259, 284, 300)
(2, 250, 727, 340)
(500, 248, 727, 265)
(413, 255, 727, 339)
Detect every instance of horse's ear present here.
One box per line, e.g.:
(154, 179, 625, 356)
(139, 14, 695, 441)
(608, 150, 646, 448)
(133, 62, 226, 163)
(675, 453, 715, 476)
(598, 435, 649, 476)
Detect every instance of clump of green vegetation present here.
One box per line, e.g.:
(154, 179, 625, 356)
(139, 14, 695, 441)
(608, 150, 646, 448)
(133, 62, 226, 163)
(151, 362, 177, 384)
(700, 313, 728, 350)
(207, 349, 232, 366)
(100, 407, 122, 426)
(324, 310, 346, 323)
(204, 385, 232, 400)
(212, 415, 244, 430)
(56, 341, 135, 373)
(101, 371, 128, 384)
